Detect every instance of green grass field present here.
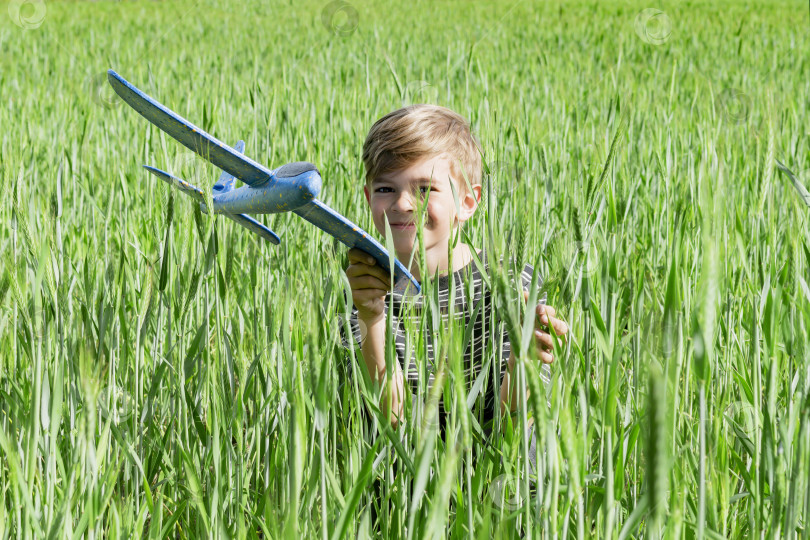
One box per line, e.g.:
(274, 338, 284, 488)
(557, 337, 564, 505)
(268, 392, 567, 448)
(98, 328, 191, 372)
(1, 0, 809, 537)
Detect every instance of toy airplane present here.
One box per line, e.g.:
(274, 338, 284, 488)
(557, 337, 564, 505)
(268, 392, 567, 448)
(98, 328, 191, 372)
(107, 69, 420, 292)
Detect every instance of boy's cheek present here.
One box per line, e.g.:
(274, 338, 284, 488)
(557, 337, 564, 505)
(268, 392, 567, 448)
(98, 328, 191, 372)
(370, 212, 386, 235)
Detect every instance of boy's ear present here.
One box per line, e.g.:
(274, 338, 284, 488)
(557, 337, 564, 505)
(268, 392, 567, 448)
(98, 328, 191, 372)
(471, 183, 482, 204)
(364, 185, 371, 205)
(457, 183, 482, 222)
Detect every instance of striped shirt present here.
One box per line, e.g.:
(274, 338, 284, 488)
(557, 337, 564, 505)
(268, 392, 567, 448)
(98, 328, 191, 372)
(339, 249, 550, 431)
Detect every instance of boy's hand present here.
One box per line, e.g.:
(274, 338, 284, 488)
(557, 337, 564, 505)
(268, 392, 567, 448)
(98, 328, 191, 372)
(346, 248, 392, 322)
(523, 290, 569, 364)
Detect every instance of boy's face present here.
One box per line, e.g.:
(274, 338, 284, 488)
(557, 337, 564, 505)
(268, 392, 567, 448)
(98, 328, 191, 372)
(364, 154, 480, 263)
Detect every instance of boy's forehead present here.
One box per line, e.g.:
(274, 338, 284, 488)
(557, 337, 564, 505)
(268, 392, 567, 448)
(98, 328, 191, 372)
(371, 173, 444, 184)
(372, 155, 454, 184)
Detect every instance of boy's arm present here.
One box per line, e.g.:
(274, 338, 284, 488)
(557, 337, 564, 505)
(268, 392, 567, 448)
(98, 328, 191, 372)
(360, 313, 406, 429)
(345, 247, 406, 429)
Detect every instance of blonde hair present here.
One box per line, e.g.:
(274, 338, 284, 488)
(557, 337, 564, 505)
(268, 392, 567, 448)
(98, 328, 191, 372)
(362, 104, 482, 195)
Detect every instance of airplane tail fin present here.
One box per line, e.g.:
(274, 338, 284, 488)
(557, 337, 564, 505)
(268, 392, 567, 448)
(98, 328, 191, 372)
(212, 140, 245, 194)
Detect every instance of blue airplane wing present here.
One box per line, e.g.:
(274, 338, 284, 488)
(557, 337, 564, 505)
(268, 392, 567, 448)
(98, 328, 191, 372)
(294, 200, 421, 293)
(108, 70, 273, 187)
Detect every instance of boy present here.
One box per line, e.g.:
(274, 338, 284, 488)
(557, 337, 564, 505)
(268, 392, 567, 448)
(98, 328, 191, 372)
(341, 104, 569, 435)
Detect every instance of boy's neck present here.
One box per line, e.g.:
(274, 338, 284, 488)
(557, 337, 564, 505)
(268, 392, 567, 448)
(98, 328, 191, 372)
(402, 242, 476, 283)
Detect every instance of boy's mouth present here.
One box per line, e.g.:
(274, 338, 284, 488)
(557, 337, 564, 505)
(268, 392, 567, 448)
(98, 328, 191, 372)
(391, 222, 415, 230)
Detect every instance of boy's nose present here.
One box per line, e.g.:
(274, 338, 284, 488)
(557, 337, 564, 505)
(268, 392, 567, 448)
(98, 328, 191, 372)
(390, 190, 415, 212)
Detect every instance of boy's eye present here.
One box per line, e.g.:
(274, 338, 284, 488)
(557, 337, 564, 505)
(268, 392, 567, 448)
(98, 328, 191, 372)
(373, 186, 433, 195)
